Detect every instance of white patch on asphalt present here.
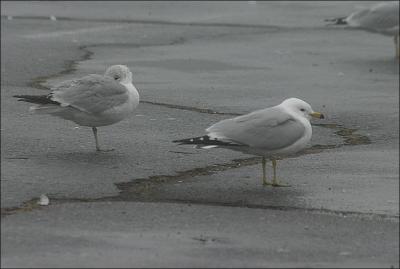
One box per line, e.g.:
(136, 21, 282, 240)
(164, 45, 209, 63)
(38, 194, 50, 206)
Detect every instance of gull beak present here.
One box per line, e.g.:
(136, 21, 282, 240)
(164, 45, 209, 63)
(310, 112, 324, 119)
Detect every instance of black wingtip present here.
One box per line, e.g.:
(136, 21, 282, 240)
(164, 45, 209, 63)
(324, 17, 348, 25)
(12, 94, 60, 105)
(173, 135, 242, 147)
(13, 95, 26, 99)
(172, 136, 206, 145)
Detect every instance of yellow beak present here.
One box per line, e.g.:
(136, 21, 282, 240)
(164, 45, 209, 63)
(310, 112, 324, 119)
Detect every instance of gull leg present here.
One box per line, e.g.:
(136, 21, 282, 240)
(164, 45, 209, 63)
(92, 127, 101, 151)
(261, 156, 271, 186)
(92, 127, 114, 152)
(271, 159, 290, 187)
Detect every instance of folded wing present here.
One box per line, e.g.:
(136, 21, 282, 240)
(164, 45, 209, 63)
(206, 106, 305, 150)
(50, 74, 129, 114)
(347, 2, 399, 33)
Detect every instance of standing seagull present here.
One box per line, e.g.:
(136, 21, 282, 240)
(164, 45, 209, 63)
(173, 98, 324, 187)
(326, 1, 399, 58)
(14, 65, 140, 151)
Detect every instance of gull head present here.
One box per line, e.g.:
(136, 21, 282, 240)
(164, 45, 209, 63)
(280, 98, 324, 120)
(105, 65, 133, 84)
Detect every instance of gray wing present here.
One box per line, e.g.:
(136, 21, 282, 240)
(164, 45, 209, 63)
(347, 2, 399, 32)
(50, 74, 129, 114)
(206, 106, 306, 150)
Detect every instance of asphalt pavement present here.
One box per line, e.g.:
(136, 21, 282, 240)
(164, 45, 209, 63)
(1, 1, 399, 268)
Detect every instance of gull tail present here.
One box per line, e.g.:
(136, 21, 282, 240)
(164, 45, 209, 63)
(13, 94, 62, 114)
(324, 16, 348, 25)
(173, 135, 241, 149)
(13, 94, 60, 105)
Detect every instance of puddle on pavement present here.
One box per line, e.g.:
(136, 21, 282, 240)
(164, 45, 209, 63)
(3, 39, 374, 217)
(307, 123, 371, 150)
(2, 117, 383, 220)
(2, 97, 372, 217)
(112, 122, 371, 200)
(1, 198, 43, 216)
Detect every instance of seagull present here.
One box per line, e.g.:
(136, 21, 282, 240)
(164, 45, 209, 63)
(14, 65, 140, 151)
(325, 1, 399, 58)
(173, 98, 324, 187)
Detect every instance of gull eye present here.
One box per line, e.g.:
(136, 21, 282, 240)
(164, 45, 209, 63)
(300, 108, 305, 112)
(114, 75, 120, 80)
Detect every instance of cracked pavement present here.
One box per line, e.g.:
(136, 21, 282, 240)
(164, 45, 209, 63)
(1, 1, 399, 268)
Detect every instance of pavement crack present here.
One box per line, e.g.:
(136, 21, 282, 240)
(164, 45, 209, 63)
(145, 199, 400, 221)
(83, 38, 186, 49)
(1, 15, 282, 31)
(1, 123, 371, 218)
(116, 157, 261, 194)
(3, 196, 397, 221)
(1, 198, 43, 217)
(27, 40, 185, 91)
(312, 123, 371, 147)
(139, 101, 370, 149)
(2, 15, 348, 33)
(140, 100, 240, 116)
(28, 45, 93, 91)
(14, 19, 374, 221)
(168, 150, 196, 155)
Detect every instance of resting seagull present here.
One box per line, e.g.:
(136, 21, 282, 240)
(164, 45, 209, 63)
(326, 1, 400, 58)
(14, 65, 140, 151)
(174, 98, 324, 187)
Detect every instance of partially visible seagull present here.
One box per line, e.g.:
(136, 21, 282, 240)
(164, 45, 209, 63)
(326, 1, 399, 58)
(173, 98, 324, 187)
(14, 65, 140, 151)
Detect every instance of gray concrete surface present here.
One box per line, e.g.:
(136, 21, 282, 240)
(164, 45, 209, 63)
(1, 1, 399, 268)
(2, 202, 398, 268)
